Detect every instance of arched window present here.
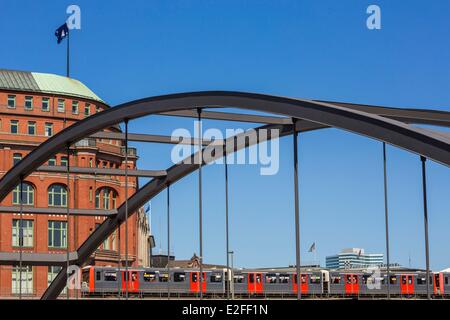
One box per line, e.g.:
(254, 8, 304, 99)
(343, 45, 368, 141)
(12, 182, 34, 206)
(95, 187, 118, 210)
(48, 184, 67, 207)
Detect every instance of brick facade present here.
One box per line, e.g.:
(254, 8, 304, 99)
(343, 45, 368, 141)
(0, 81, 148, 298)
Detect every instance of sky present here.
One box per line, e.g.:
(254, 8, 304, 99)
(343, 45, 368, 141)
(1, 0, 449, 270)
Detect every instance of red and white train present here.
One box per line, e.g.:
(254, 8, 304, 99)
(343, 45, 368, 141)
(81, 266, 450, 298)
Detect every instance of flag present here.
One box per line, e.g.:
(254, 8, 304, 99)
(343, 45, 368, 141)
(358, 249, 362, 257)
(308, 242, 316, 252)
(55, 22, 69, 44)
(145, 205, 150, 213)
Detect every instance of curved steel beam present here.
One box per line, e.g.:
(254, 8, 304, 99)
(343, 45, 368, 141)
(1, 91, 450, 205)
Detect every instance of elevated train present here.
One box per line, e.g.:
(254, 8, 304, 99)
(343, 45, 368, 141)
(81, 266, 450, 298)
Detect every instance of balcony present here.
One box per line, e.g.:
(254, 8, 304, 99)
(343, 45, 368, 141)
(74, 138, 96, 147)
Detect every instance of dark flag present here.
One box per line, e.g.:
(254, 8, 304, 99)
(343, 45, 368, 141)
(308, 242, 316, 252)
(55, 22, 69, 44)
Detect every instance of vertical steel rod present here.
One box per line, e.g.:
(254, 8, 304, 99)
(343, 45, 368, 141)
(117, 225, 121, 299)
(66, 29, 70, 78)
(66, 144, 70, 300)
(224, 143, 230, 300)
(292, 121, 301, 300)
(197, 108, 204, 300)
(167, 185, 171, 299)
(382, 142, 391, 299)
(124, 119, 129, 300)
(420, 156, 431, 300)
(19, 177, 23, 299)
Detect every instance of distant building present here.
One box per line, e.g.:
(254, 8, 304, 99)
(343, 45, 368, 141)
(326, 248, 383, 269)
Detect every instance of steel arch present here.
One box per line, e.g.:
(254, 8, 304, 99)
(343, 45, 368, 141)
(0, 91, 447, 299)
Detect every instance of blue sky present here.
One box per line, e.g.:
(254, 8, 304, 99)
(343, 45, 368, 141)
(1, 0, 449, 270)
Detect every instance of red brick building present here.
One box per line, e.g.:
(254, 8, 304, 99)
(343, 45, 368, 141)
(0, 69, 150, 297)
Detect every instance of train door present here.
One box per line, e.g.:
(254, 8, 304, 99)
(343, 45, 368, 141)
(247, 273, 263, 294)
(434, 273, 444, 295)
(293, 274, 308, 294)
(122, 271, 139, 293)
(190, 272, 206, 293)
(345, 274, 359, 295)
(400, 275, 414, 295)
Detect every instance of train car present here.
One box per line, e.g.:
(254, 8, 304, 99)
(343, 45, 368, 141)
(82, 266, 226, 296)
(231, 269, 325, 296)
(329, 271, 363, 296)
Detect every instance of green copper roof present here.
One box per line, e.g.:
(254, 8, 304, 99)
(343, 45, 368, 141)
(0, 69, 106, 104)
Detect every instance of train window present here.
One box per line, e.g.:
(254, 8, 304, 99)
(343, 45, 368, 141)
(332, 276, 341, 284)
(233, 275, 244, 283)
(82, 270, 90, 283)
(159, 273, 169, 282)
(96, 271, 101, 281)
(390, 276, 397, 285)
(256, 274, 262, 283)
(174, 272, 186, 282)
(279, 274, 289, 283)
(143, 272, 156, 282)
(417, 277, 426, 285)
(191, 273, 198, 283)
(104, 272, 117, 281)
(249, 274, 255, 283)
(346, 275, 358, 284)
(265, 274, 277, 284)
(310, 275, 321, 284)
(210, 273, 222, 283)
(301, 275, 307, 284)
(446, 277, 449, 285)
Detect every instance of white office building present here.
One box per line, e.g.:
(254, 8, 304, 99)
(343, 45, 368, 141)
(326, 248, 384, 269)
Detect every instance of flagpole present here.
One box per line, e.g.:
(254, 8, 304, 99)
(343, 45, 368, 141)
(66, 28, 70, 78)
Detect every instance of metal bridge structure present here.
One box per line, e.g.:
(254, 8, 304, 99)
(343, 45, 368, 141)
(0, 91, 449, 300)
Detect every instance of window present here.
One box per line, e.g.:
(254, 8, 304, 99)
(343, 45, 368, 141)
(42, 97, 50, 111)
(143, 272, 157, 282)
(96, 272, 101, 281)
(104, 271, 117, 281)
(57, 99, 65, 112)
(310, 275, 321, 284)
(96, 106, 101, 113)
(445, 277, 449, 285)
(12, 266, 33, 295)
(417, 277, 427, 285)
(210, 273, 222, 283)
(24, 96, 33, 110)
(13, 153, 22, 166)
(48, 157, 56, 166)
(45, 123, 53, 137)
(13, 182, 35, 205)
(174, 272, 186, 282)
(27, 121, 36, 135)
(10, 120, 19, 134)
(159, 273, 169, 282)
(60, 156, 68, 167)
(95, 188, 118, 210)
(48, 184, 67, 207)
(47, 266, 67, 293)
(265, 274, 277, 284)
(233, 275, 244, 283)
(72, 101, 79, 114)
(332, 276, 341, 284)
(89, 158, 94, 168)
(12, 219, 34, 247)
(48, 221, 67, 248)
(279, 274, 290, 284)
(8, 95, 16, 108)
(390, 276, 397, 285)
(84, 104, 91, 116)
